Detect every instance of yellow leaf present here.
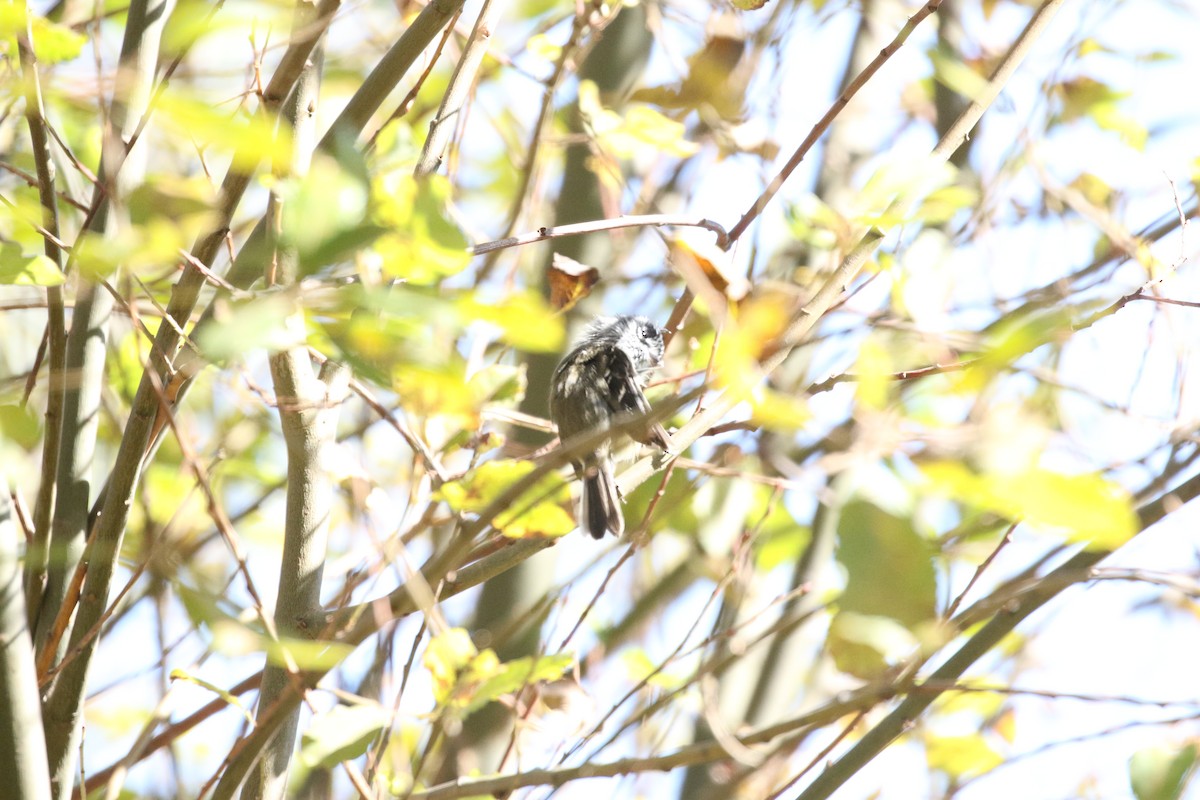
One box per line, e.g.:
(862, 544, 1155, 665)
(921, 462, 1137, 550)
(926, 733, 1003, 779)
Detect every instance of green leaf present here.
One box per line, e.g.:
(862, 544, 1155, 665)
(980, 307, 1074, 367)
(467, 653, 573, 714)
(836, 500, 937, 627)
(435, 459, 573, 539)
(831, 500, 936, 678)
(622, 467, 699, 535)
(929, 47, 991, 102)
(456, 292, 565, 353)
(828, 611, 919, 679)
(922, 461, 1137, 550)
(374, 173, 470, 283)
(0, 404, 41, 450)
(156, 91, 292, 171)
(211, 620, 354, 670)
(579, 80, 699, 159)
(196, 294, 303, 361)
(169, 669, 255, 725)
(424, 629, 486, 707)
(279, 146, 382, 274)
(0, 243, 64, 286)
(1130, 743, 1198, 800)
(298, 704, 389, 769)
(0, 8, 87, 63)
(467, 363, 527, 406)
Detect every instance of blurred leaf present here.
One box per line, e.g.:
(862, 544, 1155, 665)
(548, 254, 600, 310)
(197, 294, 303, 361)
(211, 620, 353, 670)
(128, 175, 218, 228)
(752, 487, 810, 571)
(980, 307, 1074, 367)
(785, 195, 848, 252)
(926, 733, 1003, 780)
(279, 146, 381, 274)
(425, 628, 485, 707)
(468, 363, 526, 406)
(156, 91, 291, 171)
(457, 291, 565, 353)
(922, 461, 1137, 550)
(0, 8, 87, 63)
(1130, 743, 1198, 800)
(854, 337, 895, 410)
(929, 47, 990, 101)
(579, 80, 699, 159)
(855, 156, 958, 226)
(469, 653, 573, 714)
(0, 404, 40, 450)
(914, 184, 978, 225)
(831, 499, 935, 678)
(169, 669, 255, 725)
(622, 468, 698, 535)
(0, 243, 64, 286)
(374, 172, 470, 282)
(748, 387, 811, 431)
(298, 704, 389, 769)
(621, 648, 686, 689)
(526, 32, 561, 61)
(828, 612, 917, 678)
(836, 500, 937, 627)
(436, 459, 573, 538)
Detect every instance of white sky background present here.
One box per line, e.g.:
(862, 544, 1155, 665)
(47, 0, 1200, 797)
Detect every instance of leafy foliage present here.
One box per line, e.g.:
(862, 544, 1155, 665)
(1, 1, 1198, 799)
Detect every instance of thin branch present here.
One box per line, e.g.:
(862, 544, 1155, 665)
(726, 0, 945, 245)
(470, 213, 730, 255)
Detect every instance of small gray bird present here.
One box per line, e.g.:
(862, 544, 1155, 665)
(549, 315, 668, 539)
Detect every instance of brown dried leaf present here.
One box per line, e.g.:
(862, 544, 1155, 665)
(548, 253, 600, 310)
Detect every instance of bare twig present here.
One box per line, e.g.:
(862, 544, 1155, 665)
(470, 213, 730, 255)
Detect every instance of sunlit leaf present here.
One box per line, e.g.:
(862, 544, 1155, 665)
(457, 291, 565, 352)
(752, 486, 811, 571)
(926, 733, 1003, 780)
(854, 337, 894, 410)
(0, 404, 40, 450)
(374, 172, 470, 282)
(169, 669, 255, 725)
(197, 294, 304, 361)
(579, 80, 699, 160)
(621, 648, 687, 689)
(435, 459, 573, 538)
(1130, 743, 1198, 800)
(0, 8, 87, 63)
(828, 611, 917, 678)
(211, 620, 354, 670)
(469, 653, 574, 714)
(548, 253, 600, 310)
(921, 461, 1138, 550)
(279, 147, 380, 274)
(929, 47, 990, 102)
(298, 704, 390, 769)
(156, 91, 292, 171)
(0, 243, 64, 286)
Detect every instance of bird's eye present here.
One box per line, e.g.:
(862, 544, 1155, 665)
(640, 323, 656, 340)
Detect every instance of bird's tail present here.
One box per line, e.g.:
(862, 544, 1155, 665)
(581, 461, 623, 539)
